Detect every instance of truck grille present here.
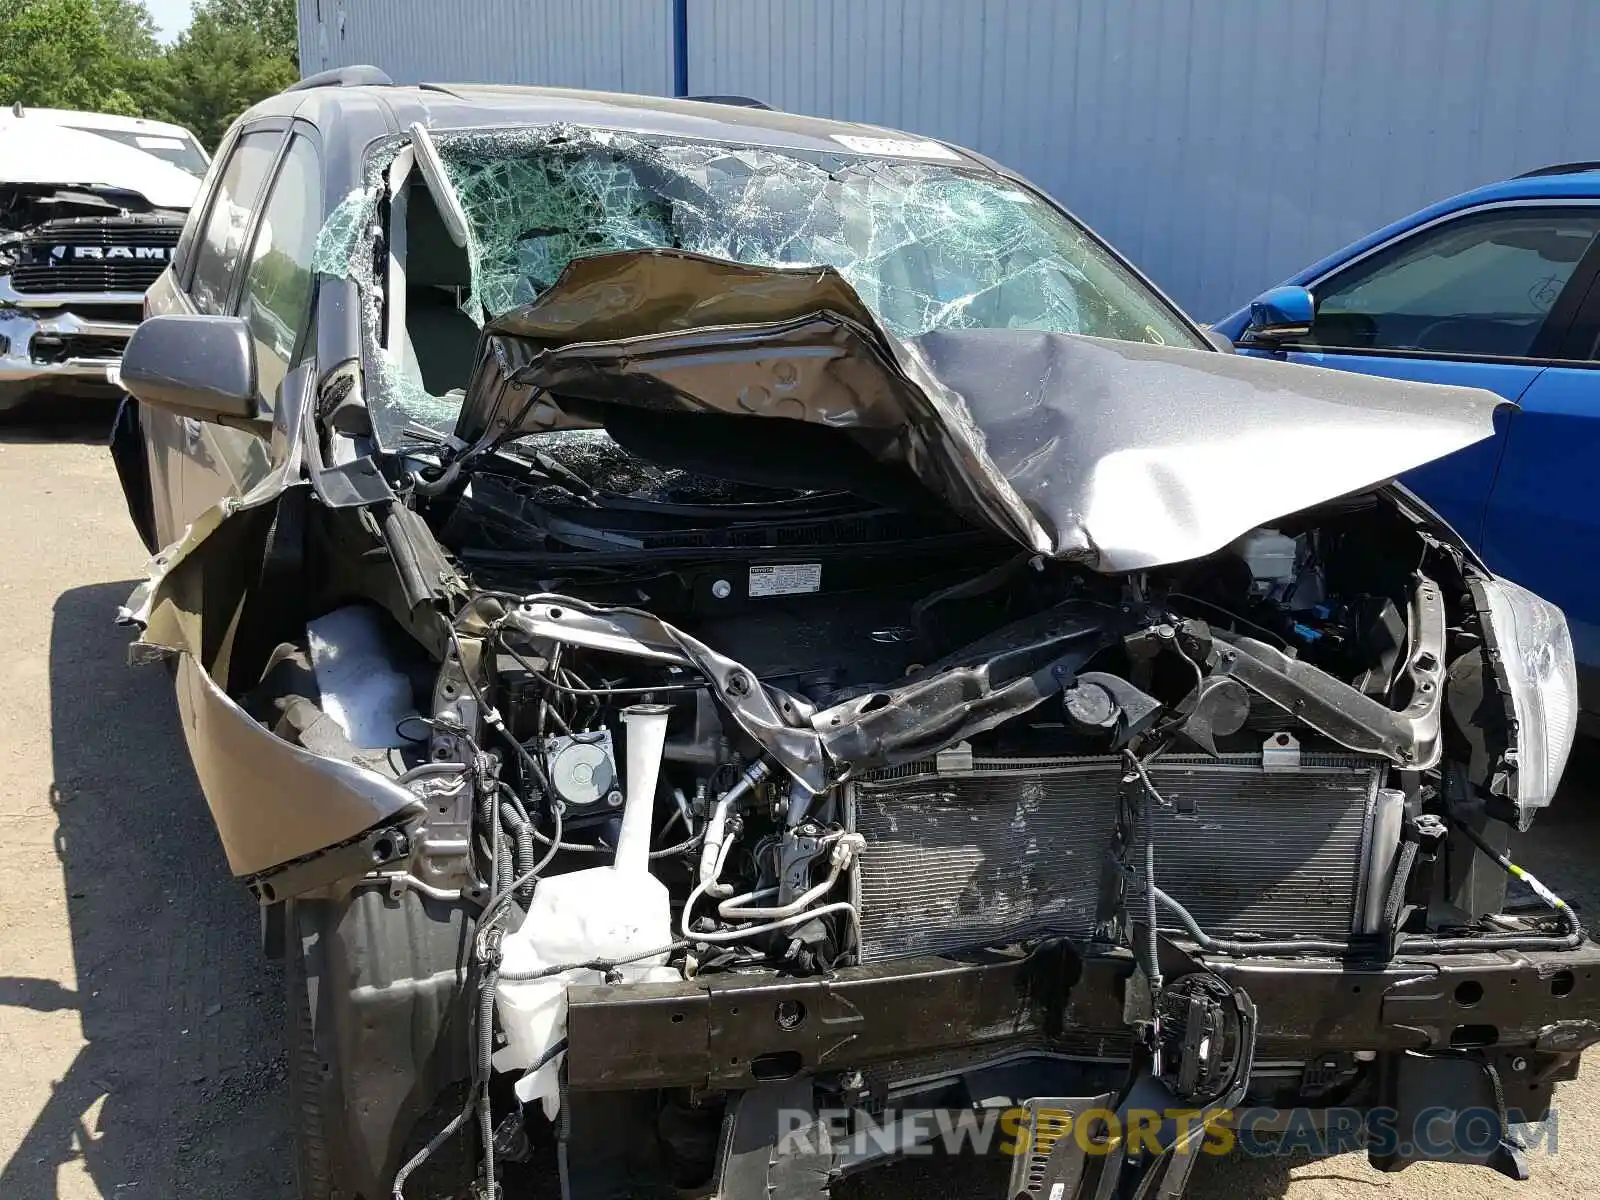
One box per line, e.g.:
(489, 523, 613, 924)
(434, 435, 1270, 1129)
(8, 219, 180, 295)
(848, 752, 1382, 962)
(29, 333, 127, 364)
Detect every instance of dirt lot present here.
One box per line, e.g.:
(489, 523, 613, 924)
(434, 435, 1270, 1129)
(1, 407, 1596, 1200)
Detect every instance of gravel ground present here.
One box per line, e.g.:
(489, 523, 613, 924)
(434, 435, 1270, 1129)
(0, 406, 1595, 1200)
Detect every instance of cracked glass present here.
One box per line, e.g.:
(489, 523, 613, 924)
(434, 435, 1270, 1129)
(317, 124, 1202, 437)
(437, 125, 1198, 346)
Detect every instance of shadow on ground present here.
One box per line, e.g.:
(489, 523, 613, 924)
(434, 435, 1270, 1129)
(0, 398, 120, 445)
(833, 1149, 1299, 1200)
(0, 581, 292, 1200)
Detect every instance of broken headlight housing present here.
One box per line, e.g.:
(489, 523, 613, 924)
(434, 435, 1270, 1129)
(1480, 576, 1578, 826)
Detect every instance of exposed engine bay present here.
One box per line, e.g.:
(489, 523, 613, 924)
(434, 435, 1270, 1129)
(342, 428, 1567, 1125)
(0, 181, 180, 231)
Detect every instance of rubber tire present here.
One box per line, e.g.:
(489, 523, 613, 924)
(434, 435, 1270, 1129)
(284, 898, 478, 1200)
(285, 899, 336, 1200)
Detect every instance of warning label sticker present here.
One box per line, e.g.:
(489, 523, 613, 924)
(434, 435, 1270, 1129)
(831, 134, 962, 161)
(748, 563, 822, 597)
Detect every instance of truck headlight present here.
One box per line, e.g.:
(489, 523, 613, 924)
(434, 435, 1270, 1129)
(1479, 577, 1578, 826)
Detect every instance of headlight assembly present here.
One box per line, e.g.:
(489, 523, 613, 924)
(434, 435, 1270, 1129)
(1478, 576, 1579, 827)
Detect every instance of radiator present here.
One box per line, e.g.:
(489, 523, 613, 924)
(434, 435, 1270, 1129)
(848, 757, 1121, 962)
(847, 752, 1382, 962)
(1132, 753, 1382, 940)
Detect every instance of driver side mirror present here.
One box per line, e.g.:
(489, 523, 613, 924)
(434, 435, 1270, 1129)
(120, 314, 258, 423)
(1244, 285, 1316, 345)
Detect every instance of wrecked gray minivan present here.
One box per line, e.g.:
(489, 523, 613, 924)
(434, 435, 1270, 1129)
(112, 74, 1595, 1200)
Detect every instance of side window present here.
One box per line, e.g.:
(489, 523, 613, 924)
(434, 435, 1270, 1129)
(237, 135, 322, 401)
(1306, 209, 1600, 358)
(188, 131, 283, 315)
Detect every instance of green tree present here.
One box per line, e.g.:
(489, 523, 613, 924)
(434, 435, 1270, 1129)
(94, 0, 160, 58)
(0, 0, 160, 113)
(202, 0, 298, 66)
(152, 8, 297, 148)
(1, 0, 301, 150)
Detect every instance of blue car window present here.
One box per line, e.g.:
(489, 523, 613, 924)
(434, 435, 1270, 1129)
(1306, 209, 1600, 359)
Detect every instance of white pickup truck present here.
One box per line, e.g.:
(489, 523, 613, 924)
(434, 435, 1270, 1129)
(0, 112, 202, 411)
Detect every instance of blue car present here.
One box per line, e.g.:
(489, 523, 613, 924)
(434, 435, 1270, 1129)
(1215, 162, 1600, 720)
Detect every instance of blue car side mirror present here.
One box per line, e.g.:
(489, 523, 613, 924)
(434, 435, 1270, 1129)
(1245, 285, 1316, 344)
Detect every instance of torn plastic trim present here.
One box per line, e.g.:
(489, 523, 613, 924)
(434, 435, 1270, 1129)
(496, 593, 1119, 792)
(405, 121, 469, 247)
(121, 452, 301, 659)
(1209, 574, 1447, 769)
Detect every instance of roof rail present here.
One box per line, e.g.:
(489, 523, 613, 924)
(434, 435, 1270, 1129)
(284, 65, 395, 94)
(1514, 161, 1600, 180)
(685, 94, 772, 110)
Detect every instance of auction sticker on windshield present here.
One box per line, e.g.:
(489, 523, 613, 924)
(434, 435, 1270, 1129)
(749, 563, 822, 597)
(830, 134, 962, 161)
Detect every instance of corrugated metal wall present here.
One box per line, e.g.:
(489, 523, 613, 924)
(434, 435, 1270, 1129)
(303, 0, 1600, 318)
(687, 0, 1600, 318)
(296, 0, 671, 96)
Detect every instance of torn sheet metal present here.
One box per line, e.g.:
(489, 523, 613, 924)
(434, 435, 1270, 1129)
(1210, 575, 1448, 770)
(457, 250, 1505, 572)
(121, 456, 300, 665)
(173, 654, 421, 877)
(906, 329, 1503, 571)
(496, 593, 1116, 792)
(122, 466, 423, 877)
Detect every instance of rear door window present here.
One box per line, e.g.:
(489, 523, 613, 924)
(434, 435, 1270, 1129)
(188, 130, 283, 315)
(1306, 208, 1600, 358)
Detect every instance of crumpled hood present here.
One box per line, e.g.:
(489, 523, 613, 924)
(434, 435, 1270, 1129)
(456, 250, 1503, 571)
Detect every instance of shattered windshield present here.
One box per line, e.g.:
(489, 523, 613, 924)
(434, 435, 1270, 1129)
(65, 126, 210, 176)
(441, 127, 1198, 344)
(317, 124, 1203, 434)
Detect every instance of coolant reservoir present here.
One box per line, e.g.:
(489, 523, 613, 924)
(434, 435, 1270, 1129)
(493, 868, 677, 1114)
(492, 704, 677, 1117)
(1233, 527, 1297, 587)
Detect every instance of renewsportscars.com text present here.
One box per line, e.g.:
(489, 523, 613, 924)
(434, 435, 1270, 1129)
(777, 1106, 1557, 1160)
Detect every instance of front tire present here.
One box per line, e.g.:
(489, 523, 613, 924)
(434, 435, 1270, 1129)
(283, 895, 479, 1200)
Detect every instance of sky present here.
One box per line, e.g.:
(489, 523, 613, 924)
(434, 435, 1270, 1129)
(145, 0, 195, 43)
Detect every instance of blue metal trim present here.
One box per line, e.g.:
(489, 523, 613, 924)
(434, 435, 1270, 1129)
(671, 0, 689, 96)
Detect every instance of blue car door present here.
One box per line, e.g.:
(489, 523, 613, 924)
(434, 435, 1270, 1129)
(1236, 204, 1600, 550)
(1479, 290, 1600, 687)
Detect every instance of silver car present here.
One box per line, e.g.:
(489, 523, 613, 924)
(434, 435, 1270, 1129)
(110, 69, 1591, 1200)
